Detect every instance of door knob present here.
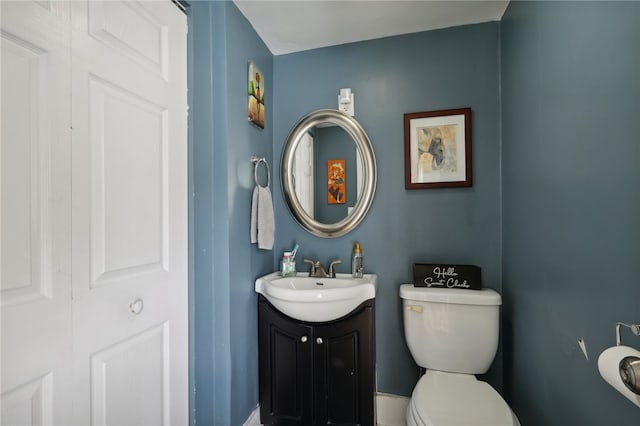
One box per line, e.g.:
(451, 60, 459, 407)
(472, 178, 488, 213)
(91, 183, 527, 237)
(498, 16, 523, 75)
(316, 337, 323, 344)
(129, 298, 144, 315)
(301, 336, 308, 343)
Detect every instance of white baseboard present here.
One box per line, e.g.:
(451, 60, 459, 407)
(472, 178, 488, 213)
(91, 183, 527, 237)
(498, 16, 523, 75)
(243, 393, 410, 426)
(376, 392, 410, 426)
(243, 405, 261, 426)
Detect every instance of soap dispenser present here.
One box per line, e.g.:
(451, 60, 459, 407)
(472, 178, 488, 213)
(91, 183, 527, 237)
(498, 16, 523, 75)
(351, 242, 363, 278)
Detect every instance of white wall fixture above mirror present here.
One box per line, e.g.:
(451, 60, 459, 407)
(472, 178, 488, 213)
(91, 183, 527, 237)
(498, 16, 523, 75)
(338, 88, 355, 116)
(281, 109, 377, 238)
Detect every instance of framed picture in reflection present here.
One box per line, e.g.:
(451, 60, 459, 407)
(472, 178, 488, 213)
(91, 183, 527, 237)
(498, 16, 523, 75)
(327, 159, 346, 204)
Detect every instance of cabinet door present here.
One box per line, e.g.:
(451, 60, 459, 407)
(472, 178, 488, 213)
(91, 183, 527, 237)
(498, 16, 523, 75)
(258, 298, 313, 425)
(314, 302, 375, 426)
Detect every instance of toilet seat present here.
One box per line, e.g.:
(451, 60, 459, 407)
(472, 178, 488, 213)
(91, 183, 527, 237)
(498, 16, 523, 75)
(408, 371, 519, 426)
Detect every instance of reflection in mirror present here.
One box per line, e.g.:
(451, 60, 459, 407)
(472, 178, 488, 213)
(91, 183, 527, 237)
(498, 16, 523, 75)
(293, 132, 315, 217)
(292, 126, 364, 224)
(281, 109, 376, 238)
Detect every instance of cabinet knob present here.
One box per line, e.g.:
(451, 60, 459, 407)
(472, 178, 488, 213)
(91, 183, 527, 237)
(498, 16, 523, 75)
(301, 336, 308, 343)
(316, 337, 323, 345)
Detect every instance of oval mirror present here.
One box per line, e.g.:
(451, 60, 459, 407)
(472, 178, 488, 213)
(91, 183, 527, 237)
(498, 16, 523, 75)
(281, 109, 377, 238)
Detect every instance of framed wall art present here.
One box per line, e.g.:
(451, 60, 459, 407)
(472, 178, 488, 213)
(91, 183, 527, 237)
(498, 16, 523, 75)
(404, 108, 471, 189)
(248, 61, 265, 129)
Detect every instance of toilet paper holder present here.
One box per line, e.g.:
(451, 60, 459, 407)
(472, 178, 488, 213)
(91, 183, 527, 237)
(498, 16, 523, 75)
(615, 322, 640, 346)
(614, 322, 640, 396)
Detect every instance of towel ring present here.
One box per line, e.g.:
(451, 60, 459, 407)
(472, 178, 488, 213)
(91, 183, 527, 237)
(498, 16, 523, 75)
(250, 155, 270, 188)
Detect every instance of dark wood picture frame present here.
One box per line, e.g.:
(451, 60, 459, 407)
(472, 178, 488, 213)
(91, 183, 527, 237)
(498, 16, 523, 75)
(404, 108, 472, 189)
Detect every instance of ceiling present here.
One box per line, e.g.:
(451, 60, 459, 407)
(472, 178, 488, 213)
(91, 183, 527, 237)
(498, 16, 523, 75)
(233, 1, 509, 56)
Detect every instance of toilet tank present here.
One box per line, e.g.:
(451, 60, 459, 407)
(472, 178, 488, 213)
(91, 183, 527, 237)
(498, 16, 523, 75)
(399, 284, 501, 375)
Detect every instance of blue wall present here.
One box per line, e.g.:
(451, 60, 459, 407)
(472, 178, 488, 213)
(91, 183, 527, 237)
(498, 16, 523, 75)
(273, 23, 502, 396)
(190, 2, 273, 424)
(501, 2, 640, 425)
(190, 2, 640, 424)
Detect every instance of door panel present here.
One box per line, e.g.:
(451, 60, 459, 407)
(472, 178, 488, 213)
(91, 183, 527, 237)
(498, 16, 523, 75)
(319, 331, 359, 424)
(90, 323, 169, 426)
(315, 303, 375, 426)
(88, 1, 169, 79)
(1, 34, 52, 305)
(1, 2, 187, 425)
(1, 373, 54, 426)
(1, 2, 72, 425)
(88, 76, 168, 287)
(258, 298, 314, 425)
(71, 1, 187, 425)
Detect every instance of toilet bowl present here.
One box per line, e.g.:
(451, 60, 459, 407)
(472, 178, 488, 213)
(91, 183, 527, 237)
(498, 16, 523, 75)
(406, 371, 520, 426)
(399, 284, 520, 426)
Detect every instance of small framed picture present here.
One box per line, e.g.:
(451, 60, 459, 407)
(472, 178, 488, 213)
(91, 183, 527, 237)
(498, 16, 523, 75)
(327, 159, 346, 204)
(248, 61, 265, 129)
(404, 108, 471, 189)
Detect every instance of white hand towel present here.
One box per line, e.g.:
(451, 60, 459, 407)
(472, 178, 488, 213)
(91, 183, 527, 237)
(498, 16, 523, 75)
(250, 185, 275, 250)
(257, 186, 275, 249)
(251, 186, 259, 244)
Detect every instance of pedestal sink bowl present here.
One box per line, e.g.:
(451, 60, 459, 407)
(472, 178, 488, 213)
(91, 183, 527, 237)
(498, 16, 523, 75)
(255, 272, 377, 322)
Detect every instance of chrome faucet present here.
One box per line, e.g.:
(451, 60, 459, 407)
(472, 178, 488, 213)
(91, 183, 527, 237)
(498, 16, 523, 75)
(303, 259, 342, 278)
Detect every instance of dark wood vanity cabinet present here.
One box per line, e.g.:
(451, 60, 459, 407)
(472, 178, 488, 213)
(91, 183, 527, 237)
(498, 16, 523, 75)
(258, 295, 375, 426)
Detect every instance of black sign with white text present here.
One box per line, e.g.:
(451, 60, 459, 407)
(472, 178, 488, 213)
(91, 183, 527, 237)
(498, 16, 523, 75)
(413, 264, 482, 290)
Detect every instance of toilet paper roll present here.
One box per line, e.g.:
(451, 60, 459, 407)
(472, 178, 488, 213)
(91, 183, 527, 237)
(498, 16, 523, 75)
(598, 345, 640, 408)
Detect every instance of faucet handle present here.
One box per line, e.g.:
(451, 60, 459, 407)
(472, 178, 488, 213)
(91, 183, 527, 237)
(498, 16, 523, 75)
(303, 259, 316, 276)
(328, 260, 342, 278)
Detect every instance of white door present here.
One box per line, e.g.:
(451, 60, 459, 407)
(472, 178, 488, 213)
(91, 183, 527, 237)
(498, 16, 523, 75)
(1, 2, 73, 424)
(70, 1, 187, 425)
(1, 1, 188, 425)
(294, 132, 315, 218)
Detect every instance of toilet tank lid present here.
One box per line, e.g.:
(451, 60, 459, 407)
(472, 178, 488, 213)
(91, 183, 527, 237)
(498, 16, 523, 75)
(399, 284, 501, 306)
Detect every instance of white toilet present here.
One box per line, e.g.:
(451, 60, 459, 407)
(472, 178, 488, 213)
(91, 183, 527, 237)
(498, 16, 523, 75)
(399, 284, 520, 426)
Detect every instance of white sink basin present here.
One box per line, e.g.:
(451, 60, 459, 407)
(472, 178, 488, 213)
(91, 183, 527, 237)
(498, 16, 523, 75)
(255, 272, 377, 322)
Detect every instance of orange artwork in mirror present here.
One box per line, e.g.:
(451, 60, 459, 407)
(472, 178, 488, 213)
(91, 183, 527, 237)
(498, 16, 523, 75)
(327, 159, 346, 204)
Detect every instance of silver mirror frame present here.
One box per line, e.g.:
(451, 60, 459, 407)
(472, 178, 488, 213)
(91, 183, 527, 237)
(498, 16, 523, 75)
(281, 109, 377, 238)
